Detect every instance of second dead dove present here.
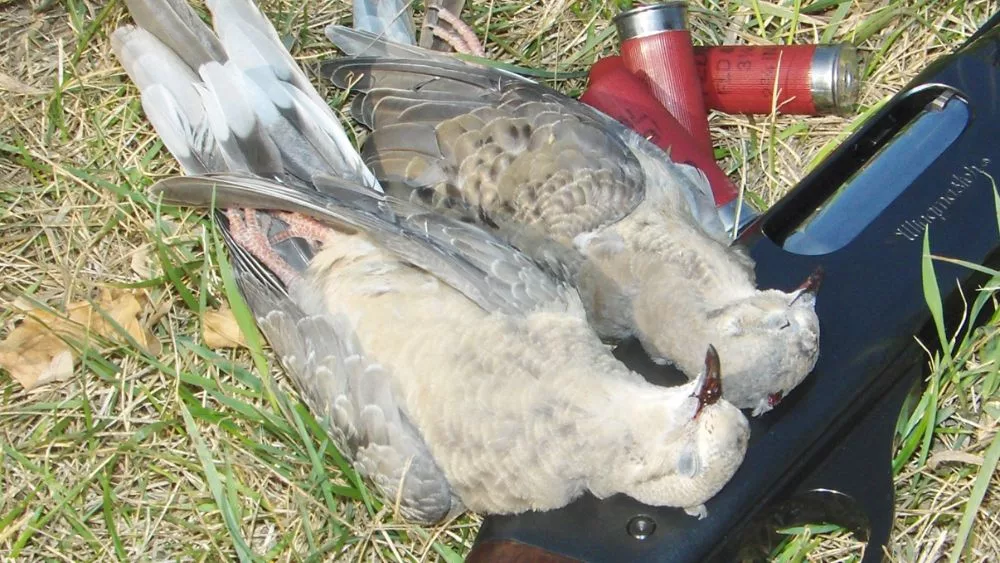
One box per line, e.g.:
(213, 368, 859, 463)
(113, 0, 751, 523)
(322, 28, 822, 415)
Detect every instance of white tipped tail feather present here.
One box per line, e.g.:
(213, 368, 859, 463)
(113, 0, 379, 190)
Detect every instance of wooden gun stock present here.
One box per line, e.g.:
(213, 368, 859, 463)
(466, 540, 582, 563)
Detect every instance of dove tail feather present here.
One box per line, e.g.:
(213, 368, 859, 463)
(123, 0, 226, 69)
(114, 0, 381, 191)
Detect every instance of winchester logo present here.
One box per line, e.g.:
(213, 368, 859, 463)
(894, 157, 992, 241)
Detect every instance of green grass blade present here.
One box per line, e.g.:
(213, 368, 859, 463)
(99, 466, 128, 561)
(922, 228, 951, 360)
(211, 217, 272, 384)
(948, 428, 1000, 562)
(178, 402, 256, 563)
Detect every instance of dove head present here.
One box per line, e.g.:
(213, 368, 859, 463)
(635, 267, 821, 416)
(703, 268, 822, 415)
(612, 347, 750, 515)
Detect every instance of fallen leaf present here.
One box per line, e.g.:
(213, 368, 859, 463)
(0, 290, 161, 390)
(203, 307, 248, 349)
(99, 292, 162, 356)
(0, 317, 76, 389)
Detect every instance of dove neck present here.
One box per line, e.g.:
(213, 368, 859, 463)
(612, 197, 754, 294)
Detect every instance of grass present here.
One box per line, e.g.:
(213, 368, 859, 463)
(1, 0, 998, 560)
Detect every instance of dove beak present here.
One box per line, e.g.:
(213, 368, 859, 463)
(791, 266, 824, 305)
(796, 266, 824, 295)
(767, 391, 783, 407)
(693, 345, 723, 418)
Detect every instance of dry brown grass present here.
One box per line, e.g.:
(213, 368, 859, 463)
(1, 0, 998, 561)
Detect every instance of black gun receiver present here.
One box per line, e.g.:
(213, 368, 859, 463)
(468, 9, 1000, 563)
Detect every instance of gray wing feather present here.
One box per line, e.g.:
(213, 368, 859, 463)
(123, 0, 226, 69)
(323, 27, 727, 243)
(319, 45, 649, 242)
(154, 174, 573, 315)
(220, 223, 456, 523)
(329, 24, 459, 65)
(352, 0, 417, 46)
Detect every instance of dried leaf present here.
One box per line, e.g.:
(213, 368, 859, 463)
(99, 292, 162, 356)
(203, 307, 248, 349)
(0, 317, 76, 389)
(0, 290, 161, 390)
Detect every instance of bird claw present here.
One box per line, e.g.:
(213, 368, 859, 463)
(225, 209, 298, 284)
(271, 212, 330, 247)
(224, 209, 330, 286)
(684, 504, 708, 519)
(426, 6, 485, 57)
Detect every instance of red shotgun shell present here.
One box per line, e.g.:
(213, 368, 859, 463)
(581, 56, 737, 207)
(581, 56, 759, 231)
(614, 3, 714, 158)
(693, 44, 859, 115)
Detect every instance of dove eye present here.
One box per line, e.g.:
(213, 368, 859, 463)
(762, 314, 791, 330)
(676, 446, 701, 478)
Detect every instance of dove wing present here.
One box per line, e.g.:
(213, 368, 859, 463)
(154, 174, 574, 316)
(218, 218, 457, 523)
(323, 28, 655, 243)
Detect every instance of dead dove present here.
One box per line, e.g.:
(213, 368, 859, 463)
(112, 0, 750, 523)
(321, 28, 822, 416)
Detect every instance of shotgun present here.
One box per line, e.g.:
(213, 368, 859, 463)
(467, 9, 1000, 562)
